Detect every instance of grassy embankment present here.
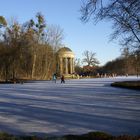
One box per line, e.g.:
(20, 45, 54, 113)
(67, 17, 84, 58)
(111, 80, 140, 90)
(0, 132, 139, 140)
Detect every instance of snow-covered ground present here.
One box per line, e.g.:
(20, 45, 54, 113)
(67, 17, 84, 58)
(0, 76, 140, 136)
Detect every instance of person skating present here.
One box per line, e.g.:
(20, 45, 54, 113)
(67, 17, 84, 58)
(61, 75, 65, 83)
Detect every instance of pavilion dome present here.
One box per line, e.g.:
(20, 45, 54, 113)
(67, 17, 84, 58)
(58, 47, 72, 53)
(57, 47, 74, 58)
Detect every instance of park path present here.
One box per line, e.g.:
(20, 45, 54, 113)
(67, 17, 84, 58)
(0, 76, 139, 136)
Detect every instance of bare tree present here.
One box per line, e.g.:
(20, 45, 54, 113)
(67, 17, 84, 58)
(121, 47, 134, 75)
(0, 16, 7, 41)
(81, 0, 140, 50)
(23, 13, 47, 79)
(74, 58, 83, 74)
(0, 13, 64, 81)
(45, 24, 64, 51)
(0, 16, 7, 28)
(3, 21, 22, 80)
(82, 50, 99, 66)
(133, 50, 140, 77)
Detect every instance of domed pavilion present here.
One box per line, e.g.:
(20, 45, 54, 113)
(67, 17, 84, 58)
(57, 47, 75, 76)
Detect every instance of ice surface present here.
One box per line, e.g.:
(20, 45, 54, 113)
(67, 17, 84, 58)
(0, 76, 140, 136)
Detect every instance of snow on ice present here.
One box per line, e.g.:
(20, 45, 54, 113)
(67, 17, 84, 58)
(0, 76, 140, 136)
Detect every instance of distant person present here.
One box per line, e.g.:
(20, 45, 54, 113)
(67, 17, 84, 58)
(61, 75, 65, 83)
(77, 74, 79, 79)
(52, 73, 57, 83)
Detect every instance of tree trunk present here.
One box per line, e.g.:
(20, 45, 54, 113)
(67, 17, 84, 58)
(31, 54, 36, 79)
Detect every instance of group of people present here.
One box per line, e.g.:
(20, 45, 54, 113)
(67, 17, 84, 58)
(52, 73, 65, 83)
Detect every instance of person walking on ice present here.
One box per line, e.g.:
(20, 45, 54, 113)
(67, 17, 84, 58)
(52, 73, 57, 83)
(61, 75, 65, 83)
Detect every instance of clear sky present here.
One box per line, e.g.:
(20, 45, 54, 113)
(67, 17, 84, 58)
(0, 0, 121, 66)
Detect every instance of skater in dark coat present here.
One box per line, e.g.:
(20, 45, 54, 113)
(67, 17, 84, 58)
(61, 75, 65, 83)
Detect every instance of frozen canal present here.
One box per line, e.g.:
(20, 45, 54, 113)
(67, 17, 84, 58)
(0, 76, 140, 136)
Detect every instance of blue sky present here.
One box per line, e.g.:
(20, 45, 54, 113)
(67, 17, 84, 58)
(0, 0, 121, 66)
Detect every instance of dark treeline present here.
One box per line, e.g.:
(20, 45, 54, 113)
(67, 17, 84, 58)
(102, 53, 140, 76)
(0, 12, 140, 81)
(0, 13, 63, 81)
(80, 0, 140, 77)
(75, 50, 140, 77)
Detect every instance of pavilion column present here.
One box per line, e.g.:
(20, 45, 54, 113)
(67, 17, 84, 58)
(70, 58, 73, 74)
(60, 57, 63, 75)
(72, 58, 75, 73)
(65, 57, 68, 74)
